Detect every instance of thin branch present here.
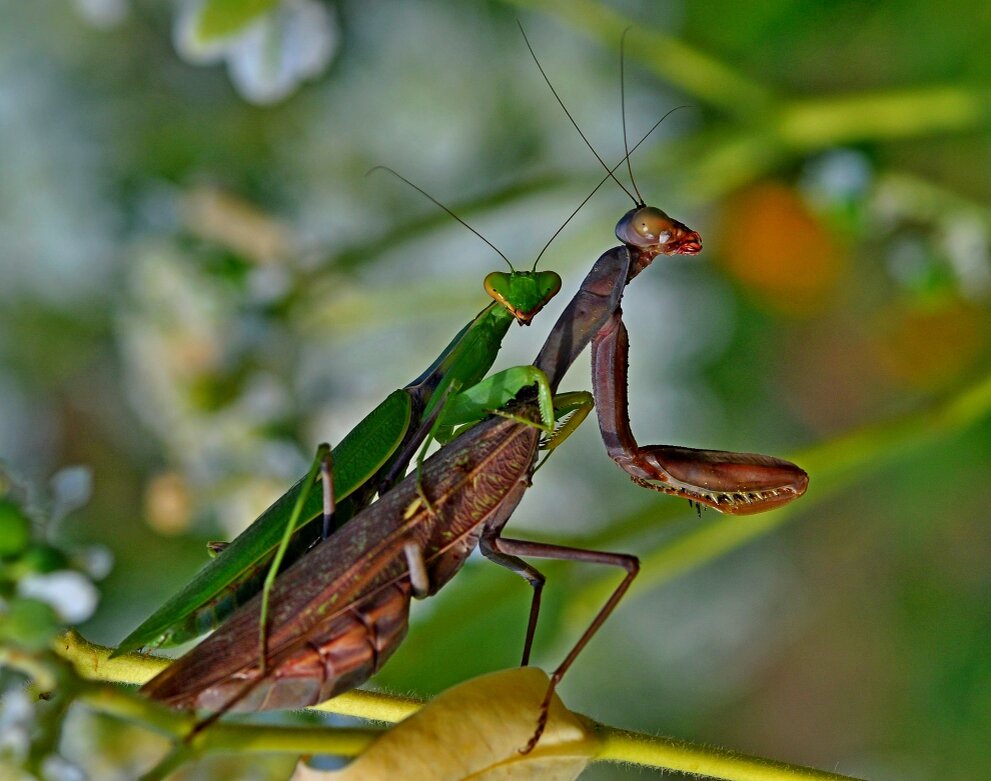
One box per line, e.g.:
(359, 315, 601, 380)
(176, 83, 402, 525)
(54, 630, 421, 723)
(56, 632, 862, 779)
(597, 726, 864, 780)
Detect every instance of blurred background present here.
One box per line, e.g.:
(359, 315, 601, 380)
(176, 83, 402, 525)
(2, 0, 991, 778)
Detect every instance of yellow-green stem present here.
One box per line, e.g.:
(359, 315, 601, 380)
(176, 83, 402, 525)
(597, 726, 864, 780)
(54, 632, 862, 779)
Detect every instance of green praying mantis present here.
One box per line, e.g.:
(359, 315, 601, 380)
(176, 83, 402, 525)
(116, 218, 566, 655)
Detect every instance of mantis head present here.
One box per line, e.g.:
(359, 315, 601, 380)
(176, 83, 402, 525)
(616, 206, 702, 260)
(484, 270, 562, 325)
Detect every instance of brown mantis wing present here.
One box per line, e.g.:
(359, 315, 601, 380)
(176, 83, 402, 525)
(141, 411, 541, 710)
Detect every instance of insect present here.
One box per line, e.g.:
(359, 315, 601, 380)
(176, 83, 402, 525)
(115, 192, 568, 656)
(138, 244, 635, 726)
(516, 23, 808, 514)
(117, 26, 694, 659)
(140, 32, 808, 755)
(141, 226, 806, 753)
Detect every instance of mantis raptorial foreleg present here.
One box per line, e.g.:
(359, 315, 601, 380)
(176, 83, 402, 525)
(592, 309, 808, 514)
(519, 25, 806, 521)
(435, 365, 556, 439)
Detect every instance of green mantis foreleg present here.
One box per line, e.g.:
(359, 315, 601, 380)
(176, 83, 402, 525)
(258, 443, 330, 673)
(435, 365, 556, 439)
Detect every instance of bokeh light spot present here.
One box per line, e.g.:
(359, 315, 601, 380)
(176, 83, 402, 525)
(718, 183, 847, 315)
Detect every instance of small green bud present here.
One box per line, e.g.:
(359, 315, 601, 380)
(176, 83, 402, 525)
(0, 598, 60, 650)
(0, 499, 31, 559)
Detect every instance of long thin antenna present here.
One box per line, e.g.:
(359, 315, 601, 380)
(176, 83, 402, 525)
(620, 28, 645, 205)
(367, 166, 515, 271)
(532, 105, 690, 269)
(532, 169, 613, 270)
(517, 20, 639, 206)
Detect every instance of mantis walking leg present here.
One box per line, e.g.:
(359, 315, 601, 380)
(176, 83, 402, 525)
(487, 535, 640, 754)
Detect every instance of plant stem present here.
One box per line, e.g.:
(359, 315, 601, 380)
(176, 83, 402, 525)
(777, 86, 991, 149)
(597, 726, 864, 780)
(54, 632, 862, 778)
(54, 628, 420, 723)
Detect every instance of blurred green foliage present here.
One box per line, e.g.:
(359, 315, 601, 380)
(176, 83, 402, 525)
(2, 0, 991, 778)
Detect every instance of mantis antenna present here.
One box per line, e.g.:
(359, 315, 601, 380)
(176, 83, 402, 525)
(619, 27, 646, 205)
(517, 20, 638, 206)
(367, 165, 516, 272)
(520, 22, 692, 268)
(531, 105, 693, 270)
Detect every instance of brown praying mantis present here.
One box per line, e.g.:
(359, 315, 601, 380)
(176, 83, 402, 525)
(517, 22, 808, 515)
(141, 201, 808, 753)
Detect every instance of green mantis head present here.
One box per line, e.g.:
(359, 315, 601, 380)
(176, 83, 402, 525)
(483, 270, 562, 325)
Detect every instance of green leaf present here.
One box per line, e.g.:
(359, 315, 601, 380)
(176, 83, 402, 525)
(196, 0, 282, 41)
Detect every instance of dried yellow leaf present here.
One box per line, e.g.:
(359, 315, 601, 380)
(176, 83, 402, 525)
(295, 668, 599, 781)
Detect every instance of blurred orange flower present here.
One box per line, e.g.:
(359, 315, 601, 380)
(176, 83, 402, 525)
(718, 183, 846, 315)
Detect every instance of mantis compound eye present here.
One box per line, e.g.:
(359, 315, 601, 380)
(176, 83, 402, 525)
(615, 206, 702, 257)
(619, 206, 671, 244)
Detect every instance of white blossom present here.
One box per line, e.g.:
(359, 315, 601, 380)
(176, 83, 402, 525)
(173, 0, 338, 105)
(17, 571, 99, 624)
(71, 0, 128, 29)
